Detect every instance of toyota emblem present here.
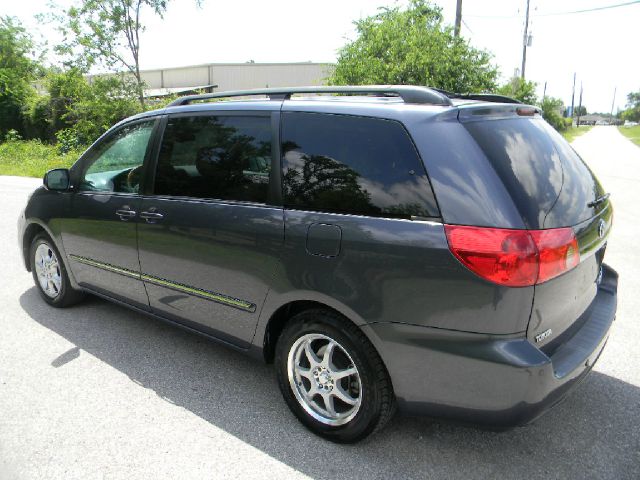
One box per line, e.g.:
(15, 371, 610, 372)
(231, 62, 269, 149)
(598, 219, 606, 238)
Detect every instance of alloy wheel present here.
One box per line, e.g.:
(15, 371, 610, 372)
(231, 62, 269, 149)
(34, 243, 62, 298)
(287, 333, 362, 426)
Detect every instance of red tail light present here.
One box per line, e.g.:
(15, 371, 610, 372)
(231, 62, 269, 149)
(444, 225, 580, 287)
(529, 229, 580, 283)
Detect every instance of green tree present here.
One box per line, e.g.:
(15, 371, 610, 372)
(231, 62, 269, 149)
(26, 68, 89, 141)
(60, 74, 140, 147)
(26, 68, 140, 148)
(621, 90, 640, 123)
(574, 105, 587, 116)
(540, 96, 570, 132)
(496, 77, 537, 104)
(330, 0, 498, 92)
(0, 17, 41, 138)
(563, 105, 587, 117)
(54, 0, 177, 108)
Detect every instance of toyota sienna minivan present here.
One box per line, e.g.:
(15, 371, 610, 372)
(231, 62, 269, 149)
(18, 86, 617, 442)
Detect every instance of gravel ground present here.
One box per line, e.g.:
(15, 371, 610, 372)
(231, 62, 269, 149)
(0, 126, 639, 479)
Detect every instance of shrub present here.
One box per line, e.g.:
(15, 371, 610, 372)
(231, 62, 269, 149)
(540, 97, 568, 132)
(4, 129, 22, 141)
(55, 128, 84, 154)
(23, 69, 141, 146)
(496, 78, 538, 104)
(0, 17, 42, 139)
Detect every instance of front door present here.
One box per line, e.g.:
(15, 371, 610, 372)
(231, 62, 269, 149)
(137, 113, 283, 347)
(63, 118, 159, 309)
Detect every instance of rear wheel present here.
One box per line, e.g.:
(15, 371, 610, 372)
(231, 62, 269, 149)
(30, 234, 84, 307)
(275, 309, 395, 443)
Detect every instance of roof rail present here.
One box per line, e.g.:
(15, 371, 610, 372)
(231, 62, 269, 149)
(432, 88, 522, 105)
(166, 85, 453, 107)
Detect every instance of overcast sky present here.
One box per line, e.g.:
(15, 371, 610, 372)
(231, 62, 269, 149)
(4, 0, 639, 112)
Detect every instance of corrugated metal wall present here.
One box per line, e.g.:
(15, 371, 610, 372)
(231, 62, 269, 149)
(138, 63, 333, 90)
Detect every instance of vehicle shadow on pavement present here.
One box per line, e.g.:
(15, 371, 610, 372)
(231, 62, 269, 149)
(19, 288, 639, 480)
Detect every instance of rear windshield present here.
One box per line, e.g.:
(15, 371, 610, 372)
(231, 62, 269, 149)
(463, 117, 605, 229)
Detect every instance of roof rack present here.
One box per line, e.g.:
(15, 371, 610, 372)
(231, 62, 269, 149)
(166, 85, 454, 107)
(432, 88, 522, 105)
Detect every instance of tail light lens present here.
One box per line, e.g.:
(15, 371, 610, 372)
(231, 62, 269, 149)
(445, 225, 580, 287)
(529, 229, 580, 283)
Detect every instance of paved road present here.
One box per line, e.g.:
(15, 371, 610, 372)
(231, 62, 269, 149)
(1, 126, 639, 479)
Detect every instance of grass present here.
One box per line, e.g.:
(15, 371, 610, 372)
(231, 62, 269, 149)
(0, 140, 84, 178)
(618, 125, 640, 147)
(561, 125, 593, 143)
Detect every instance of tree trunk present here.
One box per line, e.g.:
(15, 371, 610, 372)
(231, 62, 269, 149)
(135, 65, 145, 109)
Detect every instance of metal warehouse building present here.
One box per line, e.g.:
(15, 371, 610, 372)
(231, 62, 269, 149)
(89, 62, 335, 98)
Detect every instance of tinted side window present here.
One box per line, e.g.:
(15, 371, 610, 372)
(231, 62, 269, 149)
(281, 112, 438, 218)
(154, 115, 271, 203)
(79, 120, 155, 193)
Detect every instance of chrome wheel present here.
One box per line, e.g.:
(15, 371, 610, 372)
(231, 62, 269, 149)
(287, 333, 362, 426)
(34, 243, 62, 298)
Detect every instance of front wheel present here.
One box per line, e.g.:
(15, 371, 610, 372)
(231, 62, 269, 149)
(275, 309, 395, 443)
(30, 234, 84, 307)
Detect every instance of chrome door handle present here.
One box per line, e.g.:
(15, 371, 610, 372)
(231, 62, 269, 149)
(140, 210, 164, 223)
(115, 207, 136, 221)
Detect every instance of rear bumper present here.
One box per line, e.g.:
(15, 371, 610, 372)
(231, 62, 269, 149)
(364, 264, 618, 428)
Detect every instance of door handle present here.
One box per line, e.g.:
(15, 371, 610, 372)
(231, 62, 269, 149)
(140, 210, 164, 223)
(115, 207, 136, 221)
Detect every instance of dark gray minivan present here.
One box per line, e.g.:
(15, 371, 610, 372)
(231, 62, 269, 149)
(18, 86, 617, 442)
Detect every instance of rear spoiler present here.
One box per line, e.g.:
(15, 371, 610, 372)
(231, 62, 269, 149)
(457, 103, 542, 121)
(432, 88, 522, 105)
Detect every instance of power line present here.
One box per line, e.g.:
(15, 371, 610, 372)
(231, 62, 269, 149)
(537, 0, 640, 16)
(461, 18, 473, 34)
(465, 0, 640, 19)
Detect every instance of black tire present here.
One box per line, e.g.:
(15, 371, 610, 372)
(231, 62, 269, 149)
(29, 233, 85, 308)
(275, 309, 396, 443)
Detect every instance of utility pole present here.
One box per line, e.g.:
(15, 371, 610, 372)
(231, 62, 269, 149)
(570, 73, 576, 121)
(577, 83, 583, 127)
(609, 87, 617, 125)
(542, 81, 547, 104)
(455, 0, 463, 37)
(521, 0, 531, 79)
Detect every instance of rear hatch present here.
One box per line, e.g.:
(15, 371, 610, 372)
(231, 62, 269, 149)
(459, 106, 612, 349)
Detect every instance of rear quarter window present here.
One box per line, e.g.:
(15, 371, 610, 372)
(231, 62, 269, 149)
(281, 112, 439, 219)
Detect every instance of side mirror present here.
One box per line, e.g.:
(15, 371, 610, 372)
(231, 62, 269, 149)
(43, 168, 71, 191)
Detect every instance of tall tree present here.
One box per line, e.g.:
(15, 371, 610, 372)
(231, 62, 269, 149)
(621, 90, 640, 123)
(330, 0, 498, 93)
(55, 0, 172, 108)
(0, 16, 41, 138)
(496, 77, 538, 104)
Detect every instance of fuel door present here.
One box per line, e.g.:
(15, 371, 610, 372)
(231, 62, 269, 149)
(306, 223, 342, 258)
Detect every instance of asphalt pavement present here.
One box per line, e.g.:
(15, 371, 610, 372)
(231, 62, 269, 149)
(0, 126, 639, 479)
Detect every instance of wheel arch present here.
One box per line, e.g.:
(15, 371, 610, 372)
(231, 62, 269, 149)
(21, 220, 80, 290)
(258, 294, 379, 365)
(22, 221, 50, 271)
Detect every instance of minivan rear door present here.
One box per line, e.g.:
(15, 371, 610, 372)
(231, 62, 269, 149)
(460, 109, 611, 347)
